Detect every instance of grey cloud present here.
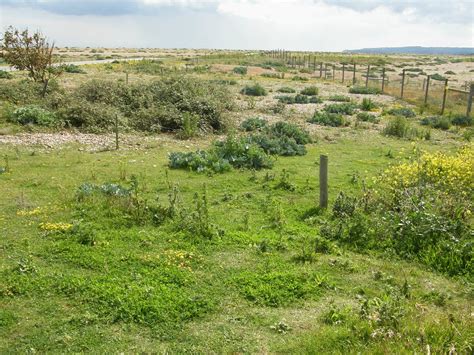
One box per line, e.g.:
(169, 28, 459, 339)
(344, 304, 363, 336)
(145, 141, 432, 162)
(322, 0, 473, 24)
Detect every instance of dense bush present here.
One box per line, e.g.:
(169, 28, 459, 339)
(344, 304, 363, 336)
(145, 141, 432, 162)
(360, 98, 377, 111)
(430, 73, 446, 81)
(292, 76, 309, 81)
(383, 117, 429, 140)
(420, 116, 451, 130)
(328, 95, 350, 102)
(308, 111, 347, 127)
(57, 100, 121, 132)
(62, 64, 86, 74)
(0, 70, 12, 79)
(169, 122, 312, 172)
(276, 94, 322, 104)
(169, 135, 273, 173)
(300, 86, 319, 96)
(261, 73, 282, 79)
(451, 114, 473, 127)
(9, 105, 58, 126)
(324, 103, 356, 115)
(323, 147, 473, 276)
(277, 87, 296, 93)
(241, 83, 267, 96)
(349, 86, 381, 95)
(386, 107, 416, 118)
(0, 79, 58, 104)
(240, 117, 267, 131)
(233, 66, 248, 75)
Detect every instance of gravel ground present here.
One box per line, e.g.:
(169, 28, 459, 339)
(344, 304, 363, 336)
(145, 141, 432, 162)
(0, 132, 206, 151)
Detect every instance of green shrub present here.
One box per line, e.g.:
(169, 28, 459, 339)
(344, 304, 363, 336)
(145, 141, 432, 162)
(233, 66, 248, 75)
(0, 79, 56, 104)
(71, 77, 233, 133)
(292, 76, 309, 81)
(62, 64, 86, 74)
(451, 114, 473, 127)
(0, 70, 12, 79)
(349, 86, 381, 95)
(444, 70, 455, 75)
(430, 73, 446, 81)
(57, 100, 121, 132)
(240, 117, 267, 131)
(261, 73, 282, 79)
(383, 117, 428, 139)
(241, 83, 267, 96)
(177, 112, 200, 139)
(277, 87, 296, 93)
(9, 105, 58, 126)
(360, 98, 377, 111)
(387, 107, 416, 118)
(356, 112, 379, 123)
(268, 121, 311, 145)
(308, 111, 347, 127)
(324, 103, 356, 115)
(169, 135, 273, 173)
(276, 94, 321, 104)
(300, 86, 319, 96)
(328, 95, 350, 102)
(420, 116, 451, 130)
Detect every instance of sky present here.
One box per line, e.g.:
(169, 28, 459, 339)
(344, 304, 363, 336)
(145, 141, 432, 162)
(1, 0, 473, 51)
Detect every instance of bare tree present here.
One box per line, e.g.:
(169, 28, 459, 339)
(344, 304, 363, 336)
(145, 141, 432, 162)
(1, 26, 63, 96)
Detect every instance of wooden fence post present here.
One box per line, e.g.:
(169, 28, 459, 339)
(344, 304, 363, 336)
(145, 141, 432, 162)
(401, 69, 406, 98)
(319, 155, 328, 209)
(381, 67, 386, 93)
(325, 63, 328, 79)
(114, 114, 119, 150)
(424, 75, 431, 105)
(441, 79, 448, 115)
(466, 83, 474, 117)
(353, 63, 356, 85)
(125, 72, 129, 85)
(320, 62, 323, 78)
(342, 64, 345, 83)
(365, 65, 370, 88)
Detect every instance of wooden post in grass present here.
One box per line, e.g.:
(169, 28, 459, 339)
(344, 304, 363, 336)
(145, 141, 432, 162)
(332, 65, 335, 81)
(401, 69, 406, 98)
(466, 83, 474, 117)
(381, 67, 386, 93)
(115, 114, 119, 150)
(353, 63, 356, 84)
(342, 64, 345, 83)
(125, 72, 129, 85)
(319, 155, 328, 209)
(313, 57, 316, 72)
(441, 79, 448, 115)
(320, 62, 323, 78)
(365, 65, 370, 87)
(424, 75, 431, 105)
(325, 63, 328, 79)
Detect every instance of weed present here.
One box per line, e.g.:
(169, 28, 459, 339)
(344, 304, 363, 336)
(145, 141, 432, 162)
(308, 111, 347, 127)
(241, 83, 267, 96)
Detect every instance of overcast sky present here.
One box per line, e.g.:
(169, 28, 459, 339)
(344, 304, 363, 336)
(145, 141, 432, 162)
(1, 0, 473, 51)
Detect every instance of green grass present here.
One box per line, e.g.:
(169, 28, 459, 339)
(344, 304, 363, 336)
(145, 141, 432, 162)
(0, 132, 471, 352)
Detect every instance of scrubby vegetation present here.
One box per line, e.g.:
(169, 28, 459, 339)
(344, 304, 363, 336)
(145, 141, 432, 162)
(241, 83, 267, 96)
(1, 47, 472, 354)
(349, 86, 382, 95)
(308, 111, 347, 127)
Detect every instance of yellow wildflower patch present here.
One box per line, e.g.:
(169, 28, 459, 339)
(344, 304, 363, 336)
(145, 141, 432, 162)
(378, 145, 474, 193)
(16, 207, 43, 217)
(39, 222, 73, 232)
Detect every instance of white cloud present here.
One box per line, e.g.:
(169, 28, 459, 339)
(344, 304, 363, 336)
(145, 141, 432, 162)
(1, 0, 472, 50)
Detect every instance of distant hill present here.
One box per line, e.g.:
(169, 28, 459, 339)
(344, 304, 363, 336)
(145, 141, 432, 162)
(344, 46, 474, 55)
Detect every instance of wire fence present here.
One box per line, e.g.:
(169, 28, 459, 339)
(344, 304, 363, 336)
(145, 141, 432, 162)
(267, 50, 473, 117)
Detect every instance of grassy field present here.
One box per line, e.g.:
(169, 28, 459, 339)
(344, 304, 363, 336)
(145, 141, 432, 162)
(0, 51, 473, 353)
